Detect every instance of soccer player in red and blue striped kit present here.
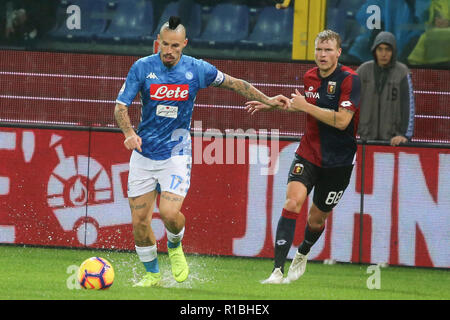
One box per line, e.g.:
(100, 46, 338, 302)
(246, 30, 361, 283)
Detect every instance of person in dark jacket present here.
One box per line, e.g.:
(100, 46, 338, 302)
(357, 31, 415, 146)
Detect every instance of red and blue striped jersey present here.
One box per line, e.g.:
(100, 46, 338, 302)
(296, 64, 361, 168)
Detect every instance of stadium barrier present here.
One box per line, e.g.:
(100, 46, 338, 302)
(0, 124, 448, 268)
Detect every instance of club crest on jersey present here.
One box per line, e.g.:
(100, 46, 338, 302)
(327, 81, 336, 94)
(150, 84, 189, 101)
(292, 163, 304, 175)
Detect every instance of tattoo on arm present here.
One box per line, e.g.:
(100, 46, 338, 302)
(114, 104, 134, 134)
(342, 108, 355, 117)
(322, 108, 337, 126)
(220, 74, 270, 104)
(342, 108, 355, 114)
(335, 107, 354, 129)
(322, 107, 353, 128)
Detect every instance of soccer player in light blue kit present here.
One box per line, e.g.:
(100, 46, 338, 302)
(114, 16, 290, 287)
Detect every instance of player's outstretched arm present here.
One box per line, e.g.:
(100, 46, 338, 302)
(114, 103, 142, 152)
(219, 73, 290, 110)
(290, 89, 354, 130)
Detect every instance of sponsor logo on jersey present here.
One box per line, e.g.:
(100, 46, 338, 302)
(150, 84, 189, 101)
(305, 91, 320, 99)
(146, 72, 158, 79)
(156, 105, 178, 118)
(341, 100, 353, 108)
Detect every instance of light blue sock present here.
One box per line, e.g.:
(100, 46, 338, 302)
(167, 240, 180, 249)
(143, 258, 159, 273)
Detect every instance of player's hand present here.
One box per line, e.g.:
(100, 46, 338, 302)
(245, 101, 273, 115)
(268, 95, 291, 109)
(245, 95, 290, 115)
(290, 89, 309, 112)
(124, 134, 142, 152)
(390, 135, 407, 146)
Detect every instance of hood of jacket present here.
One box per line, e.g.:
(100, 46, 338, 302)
(371, 31, 397, 68)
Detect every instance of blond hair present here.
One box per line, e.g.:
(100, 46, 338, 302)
(315, 30, 341, 49)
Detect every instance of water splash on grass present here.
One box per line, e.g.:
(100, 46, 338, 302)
(118, 253, 216, 288)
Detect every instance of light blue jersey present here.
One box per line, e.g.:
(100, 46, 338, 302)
(116, 54, 224, 160)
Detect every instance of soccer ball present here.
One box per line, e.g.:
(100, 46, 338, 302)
(77, 257, 114, 289)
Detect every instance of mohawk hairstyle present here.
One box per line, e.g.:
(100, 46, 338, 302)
(168, 16, 181, 29)
(159, 15, 186, 38)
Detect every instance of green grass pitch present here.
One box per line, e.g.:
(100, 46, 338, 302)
(0, 245, 448, 301)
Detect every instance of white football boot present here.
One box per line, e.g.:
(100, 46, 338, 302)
(285, 252, 308, 283)
(260, 267, 284, 284)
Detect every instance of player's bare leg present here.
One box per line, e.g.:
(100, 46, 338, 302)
(284, 181, 309, 212)
(159, 191, 189, 282)
(129, 191, 162, 287)
(307, 203, 331, 230)
(262, 181, 308, 284)
(286, 204, 330, 283)
(159, 191, 186, 234)
(130, 191, 158, 247)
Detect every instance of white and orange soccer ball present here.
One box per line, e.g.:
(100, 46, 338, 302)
(77, 257, 114, 290)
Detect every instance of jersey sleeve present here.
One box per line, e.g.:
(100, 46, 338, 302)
(339, 73, 361, 112)
(116, 61, 142, 106)
(196, 59, 224, 89)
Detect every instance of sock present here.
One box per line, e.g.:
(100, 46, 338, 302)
(135, 244, 159, 273)
(298, 223, 325, 255)
(166, 227, 185, 249)
(274, 209, 298, 273)
(168, 240, 180, 249)
(143, 259, 159, 273)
